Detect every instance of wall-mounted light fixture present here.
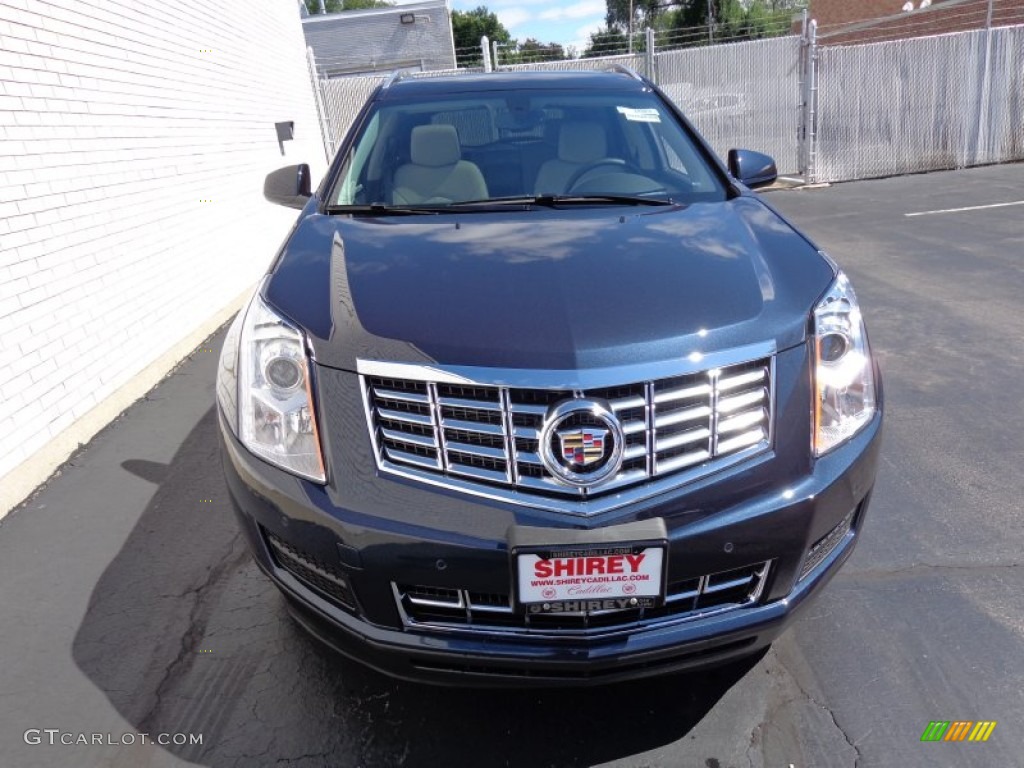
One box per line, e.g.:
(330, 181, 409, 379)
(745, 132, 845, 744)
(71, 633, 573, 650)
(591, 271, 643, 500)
(400, 13, 415, 24)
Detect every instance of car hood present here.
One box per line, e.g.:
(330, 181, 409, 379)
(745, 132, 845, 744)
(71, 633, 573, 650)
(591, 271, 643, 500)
(264, 196, 834, 371)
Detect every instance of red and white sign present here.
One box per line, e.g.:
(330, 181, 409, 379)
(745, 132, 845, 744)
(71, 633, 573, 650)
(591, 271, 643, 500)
(517, 547, 664, 604)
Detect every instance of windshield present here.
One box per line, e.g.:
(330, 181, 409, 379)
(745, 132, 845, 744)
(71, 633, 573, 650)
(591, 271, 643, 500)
(328, 88, 727, 209)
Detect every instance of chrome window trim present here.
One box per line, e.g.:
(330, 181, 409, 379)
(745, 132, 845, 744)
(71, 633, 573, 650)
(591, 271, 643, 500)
(358, 342, 776, 516)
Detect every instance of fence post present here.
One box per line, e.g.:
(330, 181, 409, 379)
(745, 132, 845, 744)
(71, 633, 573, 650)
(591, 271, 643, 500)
(305, 46, 332, 162)
(807, 21, 818, 183)
(492, 39, 500, 70)
(799, 18, 819, 183)
(645, 28, 656, 82)
(974, 1, 995, 164)
(481, 35, 492, 72)
(798, 10, 807, 175)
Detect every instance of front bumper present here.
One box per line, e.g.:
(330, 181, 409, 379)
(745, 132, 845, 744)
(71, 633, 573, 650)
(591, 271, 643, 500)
(219, 384, 882, 686)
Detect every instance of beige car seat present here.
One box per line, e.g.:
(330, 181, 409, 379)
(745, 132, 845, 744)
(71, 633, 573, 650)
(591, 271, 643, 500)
(392, 125, 488, 205)
(533, 122, 611, 194)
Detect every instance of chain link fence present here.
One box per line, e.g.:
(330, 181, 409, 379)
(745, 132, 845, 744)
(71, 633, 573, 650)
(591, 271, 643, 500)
(317, 74, 384, 157)
(656, 36, 802, 178)
(815, 25, 1024, 182)
(308, 23, 1024, 184)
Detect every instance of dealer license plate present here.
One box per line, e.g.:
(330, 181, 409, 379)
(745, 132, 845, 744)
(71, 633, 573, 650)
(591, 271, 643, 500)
(517, 545, 665, 611)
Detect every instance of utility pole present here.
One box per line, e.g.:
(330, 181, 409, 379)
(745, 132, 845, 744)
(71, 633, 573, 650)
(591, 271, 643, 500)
(707, 0, 714, 44)
(629, 0, 634, 54)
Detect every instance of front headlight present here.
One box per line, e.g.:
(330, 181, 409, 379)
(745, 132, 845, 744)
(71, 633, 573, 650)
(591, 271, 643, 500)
(812, 271, 876, 456)
(225, 288, 325, 482)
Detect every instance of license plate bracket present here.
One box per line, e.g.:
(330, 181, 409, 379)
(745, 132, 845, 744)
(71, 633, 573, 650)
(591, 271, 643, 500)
(509, 519, 668, 614)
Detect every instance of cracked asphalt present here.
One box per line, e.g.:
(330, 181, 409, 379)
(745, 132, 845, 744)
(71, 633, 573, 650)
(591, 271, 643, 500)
(1, 163, 1022, 768)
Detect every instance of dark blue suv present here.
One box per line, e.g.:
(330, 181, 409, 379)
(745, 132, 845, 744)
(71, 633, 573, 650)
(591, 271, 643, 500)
(216, 68, 883, 686)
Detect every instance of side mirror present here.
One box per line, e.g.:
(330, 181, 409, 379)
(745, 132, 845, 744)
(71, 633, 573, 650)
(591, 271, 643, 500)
(264, 164, 312, 209)
(727, 149, 777, 190)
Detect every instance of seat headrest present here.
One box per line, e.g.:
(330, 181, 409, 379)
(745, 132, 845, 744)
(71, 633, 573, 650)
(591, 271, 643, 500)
(410, 124, 462, 167)
(558, 122, 607, 164)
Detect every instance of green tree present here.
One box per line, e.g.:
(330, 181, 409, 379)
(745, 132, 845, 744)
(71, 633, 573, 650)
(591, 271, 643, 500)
(604, 0, 663, 31)
(581, 27, 629, 58)
(304, 0, 392, 13)
(656, 0, 799, 47)
(516, 38, 566, 63)
(452, 6, 514, 65)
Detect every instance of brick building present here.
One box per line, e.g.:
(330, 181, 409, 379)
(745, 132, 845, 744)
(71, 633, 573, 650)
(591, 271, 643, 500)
(0, 0, 326, 514)
(811, 0, 1024, 44)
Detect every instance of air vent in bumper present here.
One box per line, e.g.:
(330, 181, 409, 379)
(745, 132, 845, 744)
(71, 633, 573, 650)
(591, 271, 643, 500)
(394, 560, 771, 637)
(799, 507, 857, 580)
(265, 530, 357, 612)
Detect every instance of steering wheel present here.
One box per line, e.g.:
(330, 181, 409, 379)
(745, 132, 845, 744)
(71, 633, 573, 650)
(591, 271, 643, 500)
(565, 159, 643, 193)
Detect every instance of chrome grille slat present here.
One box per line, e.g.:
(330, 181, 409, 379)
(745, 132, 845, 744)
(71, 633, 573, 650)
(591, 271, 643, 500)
(717, 368, 766, 390)
(703, 575, 755, 594)
(622, 443, 647, 461)
(655, 448, 711, 474)
(716, 429, 766, 454)
(363, 354, 773, 514)
(446, 441, 507, 460)
(610, 395, 646, 411)
(441, 418, 505, 436)
(377, 407, 434, 427)
(381, 428, 437, 449)
(384, 447, 438, 469)
(654, 383, 712, 403)
(510, 403, 548, 416)
(656, 427, 711, 452)
(375, 388, 431, 404)
(446, 463, 508, 483)
(622, 420, 646, 436)
(437, 396, 503, 412)
(718, 409, 767, 434)
(655, 405, 713, 429)
(717, 389, 766, 414)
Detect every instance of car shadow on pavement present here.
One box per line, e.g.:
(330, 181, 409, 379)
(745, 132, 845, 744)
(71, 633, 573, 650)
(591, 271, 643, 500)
(73, 406, 759, 768)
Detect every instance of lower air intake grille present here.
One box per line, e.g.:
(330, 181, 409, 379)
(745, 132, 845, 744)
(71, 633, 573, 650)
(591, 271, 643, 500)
(394, 560, 771, 636)
(265, 530, 357, 611)
(799, 508, 856, 580)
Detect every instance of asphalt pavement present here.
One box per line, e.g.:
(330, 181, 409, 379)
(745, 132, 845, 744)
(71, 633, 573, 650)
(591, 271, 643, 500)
(1, 163, 1022, 768)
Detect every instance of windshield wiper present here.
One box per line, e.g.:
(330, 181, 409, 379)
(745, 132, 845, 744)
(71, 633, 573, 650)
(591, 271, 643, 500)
(449, 194, 676, 209)
(323, 203, 440, 216)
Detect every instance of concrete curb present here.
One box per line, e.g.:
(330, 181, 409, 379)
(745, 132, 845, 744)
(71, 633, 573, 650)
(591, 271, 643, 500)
(0, 285, 255, 521)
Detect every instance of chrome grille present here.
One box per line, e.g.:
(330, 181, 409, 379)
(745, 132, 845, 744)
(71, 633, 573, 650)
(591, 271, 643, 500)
(360, 350, 774, 514)
(394, 561, 772, 636)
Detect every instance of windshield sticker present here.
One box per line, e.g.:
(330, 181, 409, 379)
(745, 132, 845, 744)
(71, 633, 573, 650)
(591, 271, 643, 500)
(616, 106, 661, 123)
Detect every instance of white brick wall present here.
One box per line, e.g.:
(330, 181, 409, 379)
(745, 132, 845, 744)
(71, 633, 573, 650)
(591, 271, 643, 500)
(0, 0, 328, 492)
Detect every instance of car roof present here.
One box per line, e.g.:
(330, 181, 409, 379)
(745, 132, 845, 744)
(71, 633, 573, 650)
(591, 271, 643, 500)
(377, 69, 650, 101)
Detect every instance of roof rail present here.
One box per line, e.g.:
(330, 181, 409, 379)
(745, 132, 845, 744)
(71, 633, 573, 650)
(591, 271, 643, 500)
(381, 69, 412, 91)
(606, 63, 644, 82)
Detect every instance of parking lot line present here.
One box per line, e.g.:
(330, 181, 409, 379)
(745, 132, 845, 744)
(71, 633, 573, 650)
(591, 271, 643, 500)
(904, 200, 1024, 217)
